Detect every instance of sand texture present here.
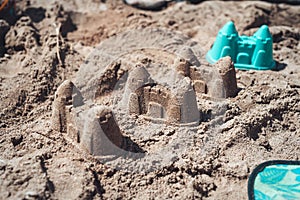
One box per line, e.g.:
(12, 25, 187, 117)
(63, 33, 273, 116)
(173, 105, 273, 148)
(0, 0, 300, 199)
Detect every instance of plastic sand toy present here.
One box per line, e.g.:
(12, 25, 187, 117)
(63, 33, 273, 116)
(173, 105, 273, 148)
(206, 21, 276, 70)
(248, 160, 300, 200)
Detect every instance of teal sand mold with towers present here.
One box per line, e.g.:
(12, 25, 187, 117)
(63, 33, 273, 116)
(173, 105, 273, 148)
(206, 21, 276, 70)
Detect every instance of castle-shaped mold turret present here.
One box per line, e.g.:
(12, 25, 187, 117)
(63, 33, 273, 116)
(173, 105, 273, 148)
(250, 25, 275, 70)
(206, 21, 275, 70)
(206, 21, 239, 64)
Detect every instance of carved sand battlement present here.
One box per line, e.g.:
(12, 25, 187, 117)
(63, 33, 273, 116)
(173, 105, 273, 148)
(175, 56, 237, 99)
(122, 65, 200, 125)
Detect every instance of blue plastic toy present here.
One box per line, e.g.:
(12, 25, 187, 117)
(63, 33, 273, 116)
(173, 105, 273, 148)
(248, 160, 300, 200)
(206, 21, 276, 70)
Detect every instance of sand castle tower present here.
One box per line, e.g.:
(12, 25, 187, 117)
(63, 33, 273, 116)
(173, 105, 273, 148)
(51, 80, 83, 135)
(172, 77, 200, 124)
(80, 106, 124, 156)
(214, 57, 238, 98)
(121, 65, 154, 111)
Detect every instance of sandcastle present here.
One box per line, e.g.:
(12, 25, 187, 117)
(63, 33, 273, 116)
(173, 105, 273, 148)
(51, 53, 237, 156)
(50, 26, 239, 157)
(123, 65, 200, 125)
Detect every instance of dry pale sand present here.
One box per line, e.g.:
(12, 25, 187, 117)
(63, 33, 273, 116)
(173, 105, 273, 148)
(0, 0, 300, 199)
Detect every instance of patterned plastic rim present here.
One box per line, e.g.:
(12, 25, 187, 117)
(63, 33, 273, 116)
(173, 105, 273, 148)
(248, 160, 300, 200)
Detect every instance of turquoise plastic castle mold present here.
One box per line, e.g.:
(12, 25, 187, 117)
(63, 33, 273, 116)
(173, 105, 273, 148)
(206, 21, 276, 70)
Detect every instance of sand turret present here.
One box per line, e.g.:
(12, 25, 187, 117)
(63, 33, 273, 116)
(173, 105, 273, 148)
(122, 65, 154, 112)
(80, 106, 124, 156)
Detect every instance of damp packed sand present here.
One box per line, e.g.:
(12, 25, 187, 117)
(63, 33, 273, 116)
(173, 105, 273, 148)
(0, 1, 300, 199)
